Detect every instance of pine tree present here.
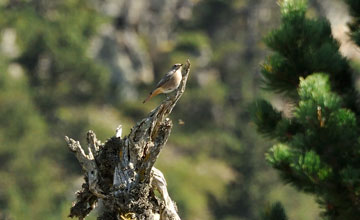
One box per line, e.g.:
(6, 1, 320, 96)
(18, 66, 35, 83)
(345, 0, 360, 47)
(252, 0, 360, 219)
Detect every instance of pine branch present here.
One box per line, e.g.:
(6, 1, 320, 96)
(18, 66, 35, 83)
(345, 0, 360, 47)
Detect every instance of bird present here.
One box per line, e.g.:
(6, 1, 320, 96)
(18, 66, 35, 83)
(143, 63, 183, 103)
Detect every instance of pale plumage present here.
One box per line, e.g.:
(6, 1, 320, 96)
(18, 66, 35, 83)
(143, 64, 183, 103)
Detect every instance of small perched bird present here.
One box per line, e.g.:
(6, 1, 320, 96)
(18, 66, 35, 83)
(143, 63, 183, 103)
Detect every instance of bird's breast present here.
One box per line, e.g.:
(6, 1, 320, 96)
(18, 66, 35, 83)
(162, 69, 182, 93)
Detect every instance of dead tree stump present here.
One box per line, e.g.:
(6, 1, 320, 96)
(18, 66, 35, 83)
(65, 60, 191, 220)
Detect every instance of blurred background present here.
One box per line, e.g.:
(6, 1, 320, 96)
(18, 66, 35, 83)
(0, 0, 358, 219)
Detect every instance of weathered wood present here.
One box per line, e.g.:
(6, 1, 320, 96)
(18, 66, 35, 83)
(66, 60, 190, 220)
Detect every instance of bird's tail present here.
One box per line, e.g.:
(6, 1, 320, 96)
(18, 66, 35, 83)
(143, 88, 163, 103)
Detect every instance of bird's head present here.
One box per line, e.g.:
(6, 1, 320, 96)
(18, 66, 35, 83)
(172, 63, 183, 70)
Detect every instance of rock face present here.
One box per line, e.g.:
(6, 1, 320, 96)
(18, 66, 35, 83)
(90, 0, 194, 101)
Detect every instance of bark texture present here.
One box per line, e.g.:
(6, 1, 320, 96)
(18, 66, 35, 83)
(65, 60, 191, 220)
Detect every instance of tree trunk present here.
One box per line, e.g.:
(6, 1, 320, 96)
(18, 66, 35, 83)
(65, 60, 191, 220)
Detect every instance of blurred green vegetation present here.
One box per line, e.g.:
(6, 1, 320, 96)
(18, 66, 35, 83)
(1, 0, 350, 219)
(253, 0, 360, 219)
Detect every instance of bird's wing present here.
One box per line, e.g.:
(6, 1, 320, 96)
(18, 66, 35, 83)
(155, 69, 175, 88)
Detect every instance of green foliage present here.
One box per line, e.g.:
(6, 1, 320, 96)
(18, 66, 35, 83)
(262, 0, 357, 113)
(262, 74, 360, 218)
(1, 0, 109, 111)
(345, 0, 360, 46)
(261, 201, 288, 220)
(266, 144, 292, 169)
(156, 155, 232, 220)
(251, 99, 282, 138)
(254, 0, 360, 219)
(0, 68, 67, 219)
(0, 1, 109, 219)
(188, 0, 235, 34)
(176, 31, 210, 55)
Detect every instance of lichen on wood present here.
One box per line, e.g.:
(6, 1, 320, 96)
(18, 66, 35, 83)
(65, 60, 190, 220)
